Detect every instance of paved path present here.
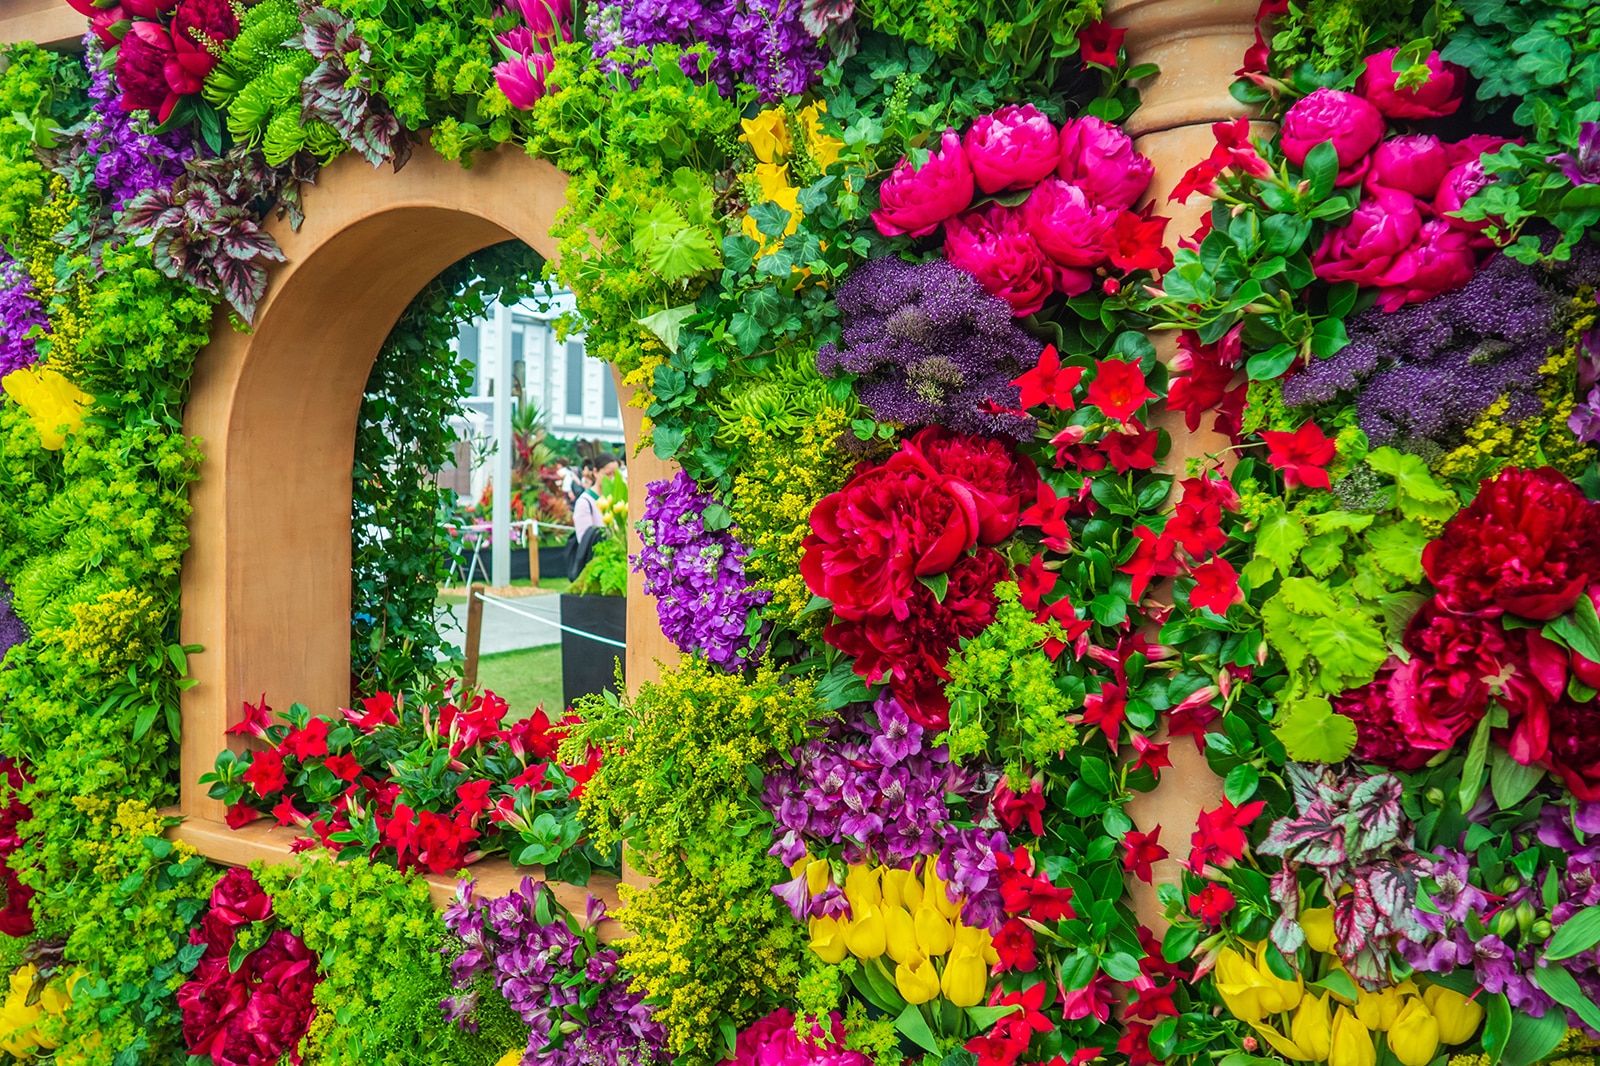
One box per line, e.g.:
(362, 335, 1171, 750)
(440, 590, 561, 654)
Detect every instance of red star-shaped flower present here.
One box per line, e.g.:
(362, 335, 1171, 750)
(1020, 480, 1074, 551)
(1013, 344, 1084, 410)
(1129, 731, 1172, 778)
(1187, 556, 1244, 616)
(1260, 420, 1337, 491)
(1122, 826, 1169, 883)
(1118, 524, 1180, 603)
(1086, 358, 1155, 422)
(227, 695, 274, 739)
(1077, 19, 1126, 67)
(1188, 796, 1267, 873)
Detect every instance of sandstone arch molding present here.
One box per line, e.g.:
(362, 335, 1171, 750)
(178, 145, 679, 829)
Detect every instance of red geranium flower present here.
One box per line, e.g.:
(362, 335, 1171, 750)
(1085, 358, 1155, 422)
(1422, 465, 1600, 620)
(1077, 19, 1125, 66)
(1188, 797, 1267, 873)
(1013, 344, 1083, 410)
(1122, 826, 1168, 883)
(1260, 421, 1337, 490)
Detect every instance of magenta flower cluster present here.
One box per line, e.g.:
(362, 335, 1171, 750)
(78, 36, 194, 211)
(442, 878, 667, 1066)
(611, 0, 825, 99)
(634, 471, 769, 670)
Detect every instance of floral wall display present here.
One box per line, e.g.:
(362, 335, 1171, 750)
(3, 0, 1600, 1064)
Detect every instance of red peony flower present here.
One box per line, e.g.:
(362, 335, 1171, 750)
(209, 868, 273, 928)
(1422, 465, 1600, 620)
(180, 929, 318, 1066)
(1085, 357, 1154, 422)
(1542, 696, 1600, 801)
(943, 204, 1063, 315)
(170, 0, 239, 84)
(1122, 826, 1168, 883)
(1387, 603, 1525, 754)
(1190, 883, 1237, 925)
(1260, 420, 1337, 490)
(904, 425, 1040, 544)
(1333, 661, 1435, 771)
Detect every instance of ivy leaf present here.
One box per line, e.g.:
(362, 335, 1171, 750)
(1273, 694, 1358, 763)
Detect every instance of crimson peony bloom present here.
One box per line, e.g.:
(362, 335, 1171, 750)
(170, 0, 239, 84)
(1312, 186, 1424, 286)
(1085, 357, 1154, 421)
(1260, 420, 1336, 490)
(1542, 696, 1600, 801)
(115, 21, 182, 118)
(1374, 218, 1478, 311)
(1366, 134, 1451, 198)
(1356, 48, 1466, 121)
(1422, 465, 1600, 620)
(1334, 661, 1435, 770)
(1012, 344, 1082, 409)
(1122, 826, 1168, 882)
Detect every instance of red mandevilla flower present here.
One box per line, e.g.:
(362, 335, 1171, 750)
(1189, 883, 1237, 925)
(1187, 796, 1267, 873)
(1260, 420, 1337, 490)
(1012, 344, 1083, 410)
(1122, 826, 1169, 883)
(1085, 357, 1154, 422)
(1187, 556, 1244, 616)
(1077, 19, 1125, 67)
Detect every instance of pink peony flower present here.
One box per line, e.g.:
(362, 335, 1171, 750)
(114, 21, 182, 119)
(732, 1009, 874, 1066)
(942, 205, 1065, 315)
(1445, 134, 1515, 167)
(964, 104, 1060, 194)
(1365, 134, 1450, 198)
(1026, 178, 1116, 268)
(872, 128, 975, 238)
(1373, 219, 1478, 310)
(1435, 158, 1495, 232)
(1356, 47, 1467, 120)
(1057, 115, 1154, 210)
(1310, 186, 1422, 285)
(1279, 88, 1385, 187)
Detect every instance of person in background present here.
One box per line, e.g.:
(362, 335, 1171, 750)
(572, 452, 620, 538)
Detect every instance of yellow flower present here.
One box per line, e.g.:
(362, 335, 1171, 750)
(495, 1048, 525, 1066)
(884, 905, 917, 963)
(1390, 999, 1442, 1066)
(913, 902, 954, 956)
(1354, 985, 1406, 1032)
(804, 858, 832, 896)
(742, 107, 792, 164)
(799, 101, 843, 172)
(1423, 986, 1485, 1045)
(895, 951, 941, 1005)
(2, 365, 91, 450)
(1215, 948, 1273, 1023)
(882, 867, 918, 909)
(1291, 992, 1334, 1060)
(1301, 907, 1337, 954)
(809, 915, 849, 963)
(925, 862, 961, 920)
(1253, 941, 1304, 1013)
(941, 930, 990, 1008)
(1331, 1007, 1378, 1066)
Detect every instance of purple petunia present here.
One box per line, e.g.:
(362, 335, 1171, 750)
(442, 878, 668, 1065)
(633, 471, 769, 670)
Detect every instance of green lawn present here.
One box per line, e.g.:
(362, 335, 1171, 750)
(477, 644, 565, 719)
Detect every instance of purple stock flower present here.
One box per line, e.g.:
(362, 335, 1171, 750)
(0, 252, 46, 384)
(442, 877, 668, 1065)
(615, 0, 827, 99)
(77, 35, 195, 211)
(1550, 122, 1600, 188)
(634, 471, 769, 669)
(816, 257, 1045, 441)
(0, 580, 25, 662)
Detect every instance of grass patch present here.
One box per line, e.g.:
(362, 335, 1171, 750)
(477, 644, 565, 719)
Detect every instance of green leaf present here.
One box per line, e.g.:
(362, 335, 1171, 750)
(1530, 963, 1600, 1032)
(1080, 755, 1113, 795)
(1500, 1000, 1568, 1066)
(1273, 694, 1358, 763)
(1256, 505, 1307, 573)
(1224, 764, 1260, 804)
(636, 304, 697, 354)
(632, 201, 720, 282)
(964, 1004, 1022, 1030)
(1458, 712, 1494, 812)
(1246, 343, 1296, 381)
(917, 572, 949, 604)
(1365, 519, 1429, 584)
(1543, 905, 1600, 960)
(1303, 140, 1340, 200)
(1162, 923, 1202, 963)
(1367, 447, 1458, 522)
(1543, 592, 1600, 661)
(895, 1003, 940, 1053)
(1489, 745, 1544, 809)
(1302, 610, 1388, 686)
(1310, 968, 1360, 1002)
(1098, 952, 1142, 982)
(133, 706, 159, 741)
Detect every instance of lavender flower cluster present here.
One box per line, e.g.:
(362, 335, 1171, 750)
(634, 471, 768, 670)
(0, 580, 25, 662)
(763, 694, 1012, 930)
(78, 37, 194, 212)
(0, 252, 46, 383)
(610, 0, 826, 100)
(816, 257, 1046, 441)
(442, 878, 667, 1066)
(1283, 245, 1600, 449)
(1403, 800, 1600, 1033)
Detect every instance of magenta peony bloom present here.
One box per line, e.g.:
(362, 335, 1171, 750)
(1373, 219, 1478, 310)
(1026, 178, 1116, 268)
(170, 0, 239, 85)
(495, 48, 556, 109)
(1280, 88, 1385, 187)
(120, 0, 175, 17)
(873, 128, 975, 238)
(1445, 134, 1515, 167)
(1435, 159, 1495, 232)
(1311, 186, 1422, 285)
(1366, 134, 1450, 198)
(964, 104, 1059, 194)
(1056, 115, 1153, 210)
(114, 21, 181, 118)
(732, 1009, 873, 1066)
(1357, 48, 1466, 120)
(942, 205, 1061, 315)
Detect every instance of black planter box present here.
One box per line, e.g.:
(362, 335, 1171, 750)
(457, 543, 571, 584)
(560, 594, 626, 710)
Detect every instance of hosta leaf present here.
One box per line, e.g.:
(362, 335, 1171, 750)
(1272, 694, 1357, 764)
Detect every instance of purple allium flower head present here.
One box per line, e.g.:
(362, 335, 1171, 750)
(0, 252, 46, 384)
(443, 877, 668, 1065)
(1283, 244, 1600, 449)
(1551, 122, 1600, 188)
(0, 580, 25, 662)
(615, 0, 826, 99)
(634, 471, 769, 669)
(78, 35, 194, 211)
(817, 257, 1046, 440)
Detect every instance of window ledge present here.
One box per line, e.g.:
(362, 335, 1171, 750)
(161, 809, 627, 942)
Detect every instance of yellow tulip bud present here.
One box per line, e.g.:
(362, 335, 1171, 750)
(1354, 986, 1405, 1032)
(1290, 993, 1333, 1062)
(805, 859, 831, 897)
(808, 916, 848, 964)
(1422, 986, 1485, 1045)
(898, 869, 923, 911)
(845, 865, 882, 908)
(1215, 948, 1271, 1024)
(845, 901, 888, 960)
(925, 863, 960, 919)
(1389, 999, 1441, 1066)
(884, 905, 917, 963)
(1254, 942, 1304, 1014)
(1253, 1023, 1315, 1062)
(1301, 907, 1337, 954)
(953, 922, 998, 966)
(895, 951, 941, 1005)
(913, 903, 954, 956)
(941, 947, 989, 1007)
(1330, 1007, 1377, 1066)
(882, 868, 911, 909)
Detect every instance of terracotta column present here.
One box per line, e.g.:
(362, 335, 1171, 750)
(614, 374, 682, 693)
(1107, 0, 1263, 929)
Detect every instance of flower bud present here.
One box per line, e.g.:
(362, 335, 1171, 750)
(884, 905, 917, 964)
(895, 951, 941, 1005)
(1531, 919, 1553, 940)
(1492, 910, 1517, 938)
(808, 916, 848, 964)
(1388, 999, 1441, 1066)
(1330, 1007, 1377, 1066)
(1291, 993, 1334, 1061)
(1421, 986, 1484, 1045)
(844, 900, 887, 959)
(1214, 948, 1270, 1023)
(1300, 908, 1337, 955)
(1514, 900, 1537, 937)
(913, 903, 954, 956)
(1425, 787, 1444, 806)
(924, 863, 961, 920)
(941, 946, 988, 1007)
(1354, 986, 1404, 1031)
(1254, 941, 1304, 1014)
(1495, 876, 1521, 895)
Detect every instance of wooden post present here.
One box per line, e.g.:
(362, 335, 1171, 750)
(464, 583, 486, 691)
(529, 521, 541, 584)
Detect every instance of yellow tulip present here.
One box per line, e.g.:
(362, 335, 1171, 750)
(953, 922, 999, 966)
(1389, 999, 1441, 1066)
(741, 107, 792, 163)
(845, 902, 887, 959)
(1422, 986, 1485, 1045)
(897, 868, 923, 911)
(913, 902, 954, 956)
(925, 863, 960, 919)
(1254, 1023, 1315, 1062)
(941, 946, 988, 1007)
(845, 865, 882, 907)
(1214, 947, 1271, 1023)
(1291, 993, 1334, 1061)
(1301, 907, 1337, 954)
(805, 858, 832, 897)
(895, 951, 941, 1005)
(809, 915, 849, 964)
(3, 366, 91, 451)
(1254, 941, 1304, 1014)
(1330, 1007, 1377, 1066)
(1353, 985, 1405, 1032)
(884, 905, 917, 963)
(799, 102, 843, 171)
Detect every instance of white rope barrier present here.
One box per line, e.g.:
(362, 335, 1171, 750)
(476, 591, 627, 649)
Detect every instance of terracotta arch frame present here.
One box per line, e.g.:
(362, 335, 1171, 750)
(178, 146, 676, 830)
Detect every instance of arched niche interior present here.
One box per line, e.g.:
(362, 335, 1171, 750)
(171, 145, 676, 928)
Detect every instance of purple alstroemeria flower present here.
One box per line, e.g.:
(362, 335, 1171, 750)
(1551, 121, 1600, 187)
